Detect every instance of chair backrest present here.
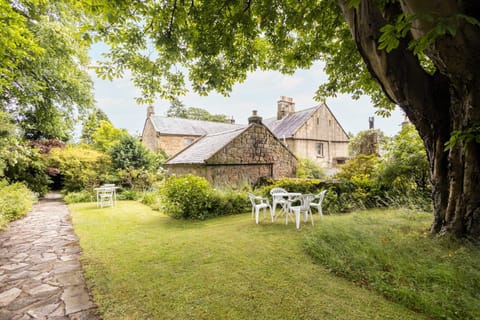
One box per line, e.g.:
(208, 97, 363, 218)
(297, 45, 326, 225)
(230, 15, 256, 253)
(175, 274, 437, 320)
(316, 190, 327, 203)
(270, 187, 287, 196)
(247, 193, 257, 206)
(301, 194, 315, 210)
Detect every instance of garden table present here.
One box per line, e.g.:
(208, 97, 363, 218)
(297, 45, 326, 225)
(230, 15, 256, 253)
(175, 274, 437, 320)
(94, 185, 118, 208)
(273, 192, 301, 224)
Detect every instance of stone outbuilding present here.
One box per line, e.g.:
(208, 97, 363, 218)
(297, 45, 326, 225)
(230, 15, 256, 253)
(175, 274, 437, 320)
(164, 111, 297, 187)
(141, 106, 242, 157)
(264, 96, 350, 168)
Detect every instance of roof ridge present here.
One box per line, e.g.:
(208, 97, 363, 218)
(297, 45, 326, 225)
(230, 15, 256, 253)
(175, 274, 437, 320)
(204, 126, 248, 137)
(151, 115, 242, 126)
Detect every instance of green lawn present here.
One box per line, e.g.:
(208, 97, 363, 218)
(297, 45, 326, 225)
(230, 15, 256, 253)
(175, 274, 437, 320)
(70, 201, 423, 320)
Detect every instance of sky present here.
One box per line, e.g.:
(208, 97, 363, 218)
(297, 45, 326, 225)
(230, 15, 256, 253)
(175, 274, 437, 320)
(89, 60, 405, 138)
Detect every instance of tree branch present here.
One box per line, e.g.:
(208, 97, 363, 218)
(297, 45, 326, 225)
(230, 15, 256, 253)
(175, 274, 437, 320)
(167, 0, 178, 38)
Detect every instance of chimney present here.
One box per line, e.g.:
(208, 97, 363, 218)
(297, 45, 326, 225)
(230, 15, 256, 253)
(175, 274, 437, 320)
(147, 106, 155, 118)
(248, 110, 262, 124)
(277, 96, 295, 120)
(369, 116, 374, 129)
(225, 116, 235, 124)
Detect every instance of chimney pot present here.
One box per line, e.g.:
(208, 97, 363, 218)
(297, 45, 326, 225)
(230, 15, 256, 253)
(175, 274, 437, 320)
(248, 110, 262, 124)
(147, 106, 155, 118)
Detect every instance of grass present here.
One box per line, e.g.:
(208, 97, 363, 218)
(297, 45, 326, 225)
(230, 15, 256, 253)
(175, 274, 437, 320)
(305, 209, 480, 320)
(69, 201, 422, 320)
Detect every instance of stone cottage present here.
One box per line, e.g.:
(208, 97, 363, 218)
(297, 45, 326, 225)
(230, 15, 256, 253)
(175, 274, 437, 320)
(141, 106, 243, 156)
(263, 96, 349, 168)
(142, 96, 349, 169)
(164, 112, 297, 187)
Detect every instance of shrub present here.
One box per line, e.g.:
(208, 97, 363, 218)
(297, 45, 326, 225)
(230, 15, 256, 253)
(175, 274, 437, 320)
(63, 190, 95, 204)
(117, 189, 141, 200)
(0, 181, 36, 230)
(153, 176, 250, 219)
(1, 138, 51, 196)
(297, 158, 326, 179)
(212, 190, 250, 216)
(160, 175, 216, 220)
(113, 168, 164, 190)
(45, 145, 111, 192)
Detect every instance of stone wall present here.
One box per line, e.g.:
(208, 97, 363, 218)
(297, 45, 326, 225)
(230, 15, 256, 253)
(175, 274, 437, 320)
(141, 120, 159, 152)
(157, 134, 200, 157)
(141, 119, 200, 156)
(207, 123, 297, 179)
(166, 164, 273, 187)
(289, 105, 349, 168)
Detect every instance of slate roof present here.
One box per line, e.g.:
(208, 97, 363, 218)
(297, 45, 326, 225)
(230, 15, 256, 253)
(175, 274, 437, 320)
(165, 126, 249, 164)
(263, 106, 318, 138)
(150, 116, 245, 136)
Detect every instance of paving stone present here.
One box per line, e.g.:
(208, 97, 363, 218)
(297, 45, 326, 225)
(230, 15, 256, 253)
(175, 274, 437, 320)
(59, 255, 76, 262)
(26, 284, 60, 297)
(53, 261, 81, 274)
(61, 286, 94, 315)
(9, 270, 40, 281)
(49, 303, 65, 317)
(69, 308, 99, 320)
(11, 314, 32, 320)
(11, 314, 33, 320)
(7, 294, 41, 312)
(55, 272, 85, 287)
(0, 287, 22, 307)
(11, 253, 28, 262)
(1, 263, 29, 271)
(0, 309, 14, 320)
(26, 302, 59, 319)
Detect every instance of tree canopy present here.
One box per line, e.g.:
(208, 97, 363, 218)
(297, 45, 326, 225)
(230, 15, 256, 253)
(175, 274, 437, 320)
(1, 1, 94, 141)
(166, 98, 229, 122)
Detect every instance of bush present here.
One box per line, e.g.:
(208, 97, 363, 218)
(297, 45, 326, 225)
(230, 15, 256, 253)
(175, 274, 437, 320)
(1, 138, 51, 196)
(63, 190, 95, 204)
(297, 157, 326, 179)
(211, 190, 250, 216)
(160, 175, 216, 220)
(45, 145, 111, 192)
(0, 181, 36, 230)
(117, 189, 141, 200)
(152, 176, 250, 219)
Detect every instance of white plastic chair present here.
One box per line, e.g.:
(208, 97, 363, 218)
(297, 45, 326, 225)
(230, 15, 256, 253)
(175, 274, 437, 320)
(269, 187, 288, 219)
(309, 190, 327, 218)
(97, 188, 114, 208)
(288, 194, 315, 229)
(248, 193, 273, 224)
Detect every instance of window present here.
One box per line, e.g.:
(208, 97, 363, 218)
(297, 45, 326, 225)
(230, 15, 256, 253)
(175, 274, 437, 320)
(316, 143, 324, 157)
(184, 138, 193, 146)
(316, 117, 320, 125)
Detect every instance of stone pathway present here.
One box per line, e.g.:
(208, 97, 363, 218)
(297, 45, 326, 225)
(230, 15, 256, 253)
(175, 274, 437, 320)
(0, 193, 99, 320)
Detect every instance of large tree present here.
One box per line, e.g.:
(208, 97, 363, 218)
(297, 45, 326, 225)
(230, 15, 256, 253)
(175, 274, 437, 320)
(85, 0, 480, 238)
(1, 1, 94, 141)
(335, 1, 480, 238)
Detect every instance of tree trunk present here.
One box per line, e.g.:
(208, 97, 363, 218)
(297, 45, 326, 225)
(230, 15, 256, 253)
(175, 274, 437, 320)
(336, 0, 480, 238)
